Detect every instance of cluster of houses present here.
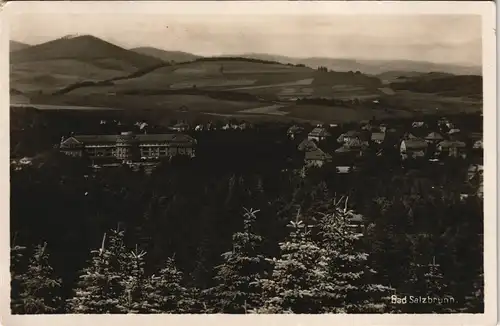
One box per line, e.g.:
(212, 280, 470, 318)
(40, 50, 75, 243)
(287, 116, 484, 197)
(98, 119, 254, 134)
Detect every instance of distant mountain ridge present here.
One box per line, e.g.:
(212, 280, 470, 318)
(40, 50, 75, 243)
(234, 53, 482, 76)
(130, 47, 201, 63)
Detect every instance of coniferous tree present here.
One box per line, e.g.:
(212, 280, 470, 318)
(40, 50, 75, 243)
(317, 198, 394, 313)
(204, 208, 266, 313)
(116, 246, 154, 313)
(420, 257, 455, 313)
(254, 211, 332, 314)
(13, 243, 62, 314)
(68, 229, 127, 313)
(10, 244, 27, 313)
(146, 256, 195, 313)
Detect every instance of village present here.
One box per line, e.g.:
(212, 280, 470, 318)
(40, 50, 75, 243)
(10, 109, 484, 202)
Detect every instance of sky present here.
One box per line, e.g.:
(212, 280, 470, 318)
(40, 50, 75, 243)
(9, 14, 482, 66)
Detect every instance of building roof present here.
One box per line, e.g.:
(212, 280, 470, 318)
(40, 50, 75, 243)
(309, 127, 331, 138)
(473, 139, 483, 149)
(346, 138, 366, 148)
(468, 164, 483, 173)
(438, 140, 466, 148)
(404, 132, 419, 140)
(66, 135, 117, 144)
(335, 145, 356, 153)
(305, 148, 332, 161)
(412, 121, 426, 128)
(336, 166, 352, 173)
(345, 130, 361, 137)
(62, 133, 196, 146)
(371, 132, 386, 142)
(287, 125, 304, 134)
(348, 213, 364, 223)
(402, 139, 428, 150)
(470, 132, 483, 140)
(425, 132, 444, 141)
(139, 134, 196, 143)
(298, 139, 318, 151)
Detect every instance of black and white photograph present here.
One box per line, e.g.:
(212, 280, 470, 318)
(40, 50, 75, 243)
(1, 1, 497, 325)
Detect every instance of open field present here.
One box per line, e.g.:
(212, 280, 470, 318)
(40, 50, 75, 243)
(21, 93, 263, 114)
(229, 78, 314, 91)
(10, 59, 130, 93)
(169, 79, 258, 89)
(238, 104, 288, 116)
(10, 103, 122, 111)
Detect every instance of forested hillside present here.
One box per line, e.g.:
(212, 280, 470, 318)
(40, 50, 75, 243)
(10, 124, 483, 313)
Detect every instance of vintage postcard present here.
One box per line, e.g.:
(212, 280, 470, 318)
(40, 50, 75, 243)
(0, 1, 497, 326)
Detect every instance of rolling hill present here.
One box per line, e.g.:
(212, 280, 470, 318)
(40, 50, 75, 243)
(10, 41, 30, 52)
(10, 35, 166, 94)
(11, 35, 164, 68)
(131, 47, 201, 63)
(54, 57, 383, 101)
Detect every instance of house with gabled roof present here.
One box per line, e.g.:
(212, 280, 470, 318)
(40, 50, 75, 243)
(438, 117, 455, 130)
(304, 148, 332, 168)
(467, 164, 483, 182)
(308, 126, 331, 142)
(473, 139, 483, 150)
(287, 125, 305, 140)
(403, 132, 419, 140)
(371, 132, 386, 144)
(379, 124, 388, 133)
(337, 129, 371, 145)
(170, 122, 190, 132)
(412, 121, 427, 128)
(424, 131, 444, 143)
(400, 138, 428, 160)
(436, 140, 467, 158)
(298, 139, 318, 152)
(333, 138, 367, 173)
(469, 132, 482, 141)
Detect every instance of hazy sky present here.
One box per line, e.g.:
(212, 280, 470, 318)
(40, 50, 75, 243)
(9, 14, 482, 65)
